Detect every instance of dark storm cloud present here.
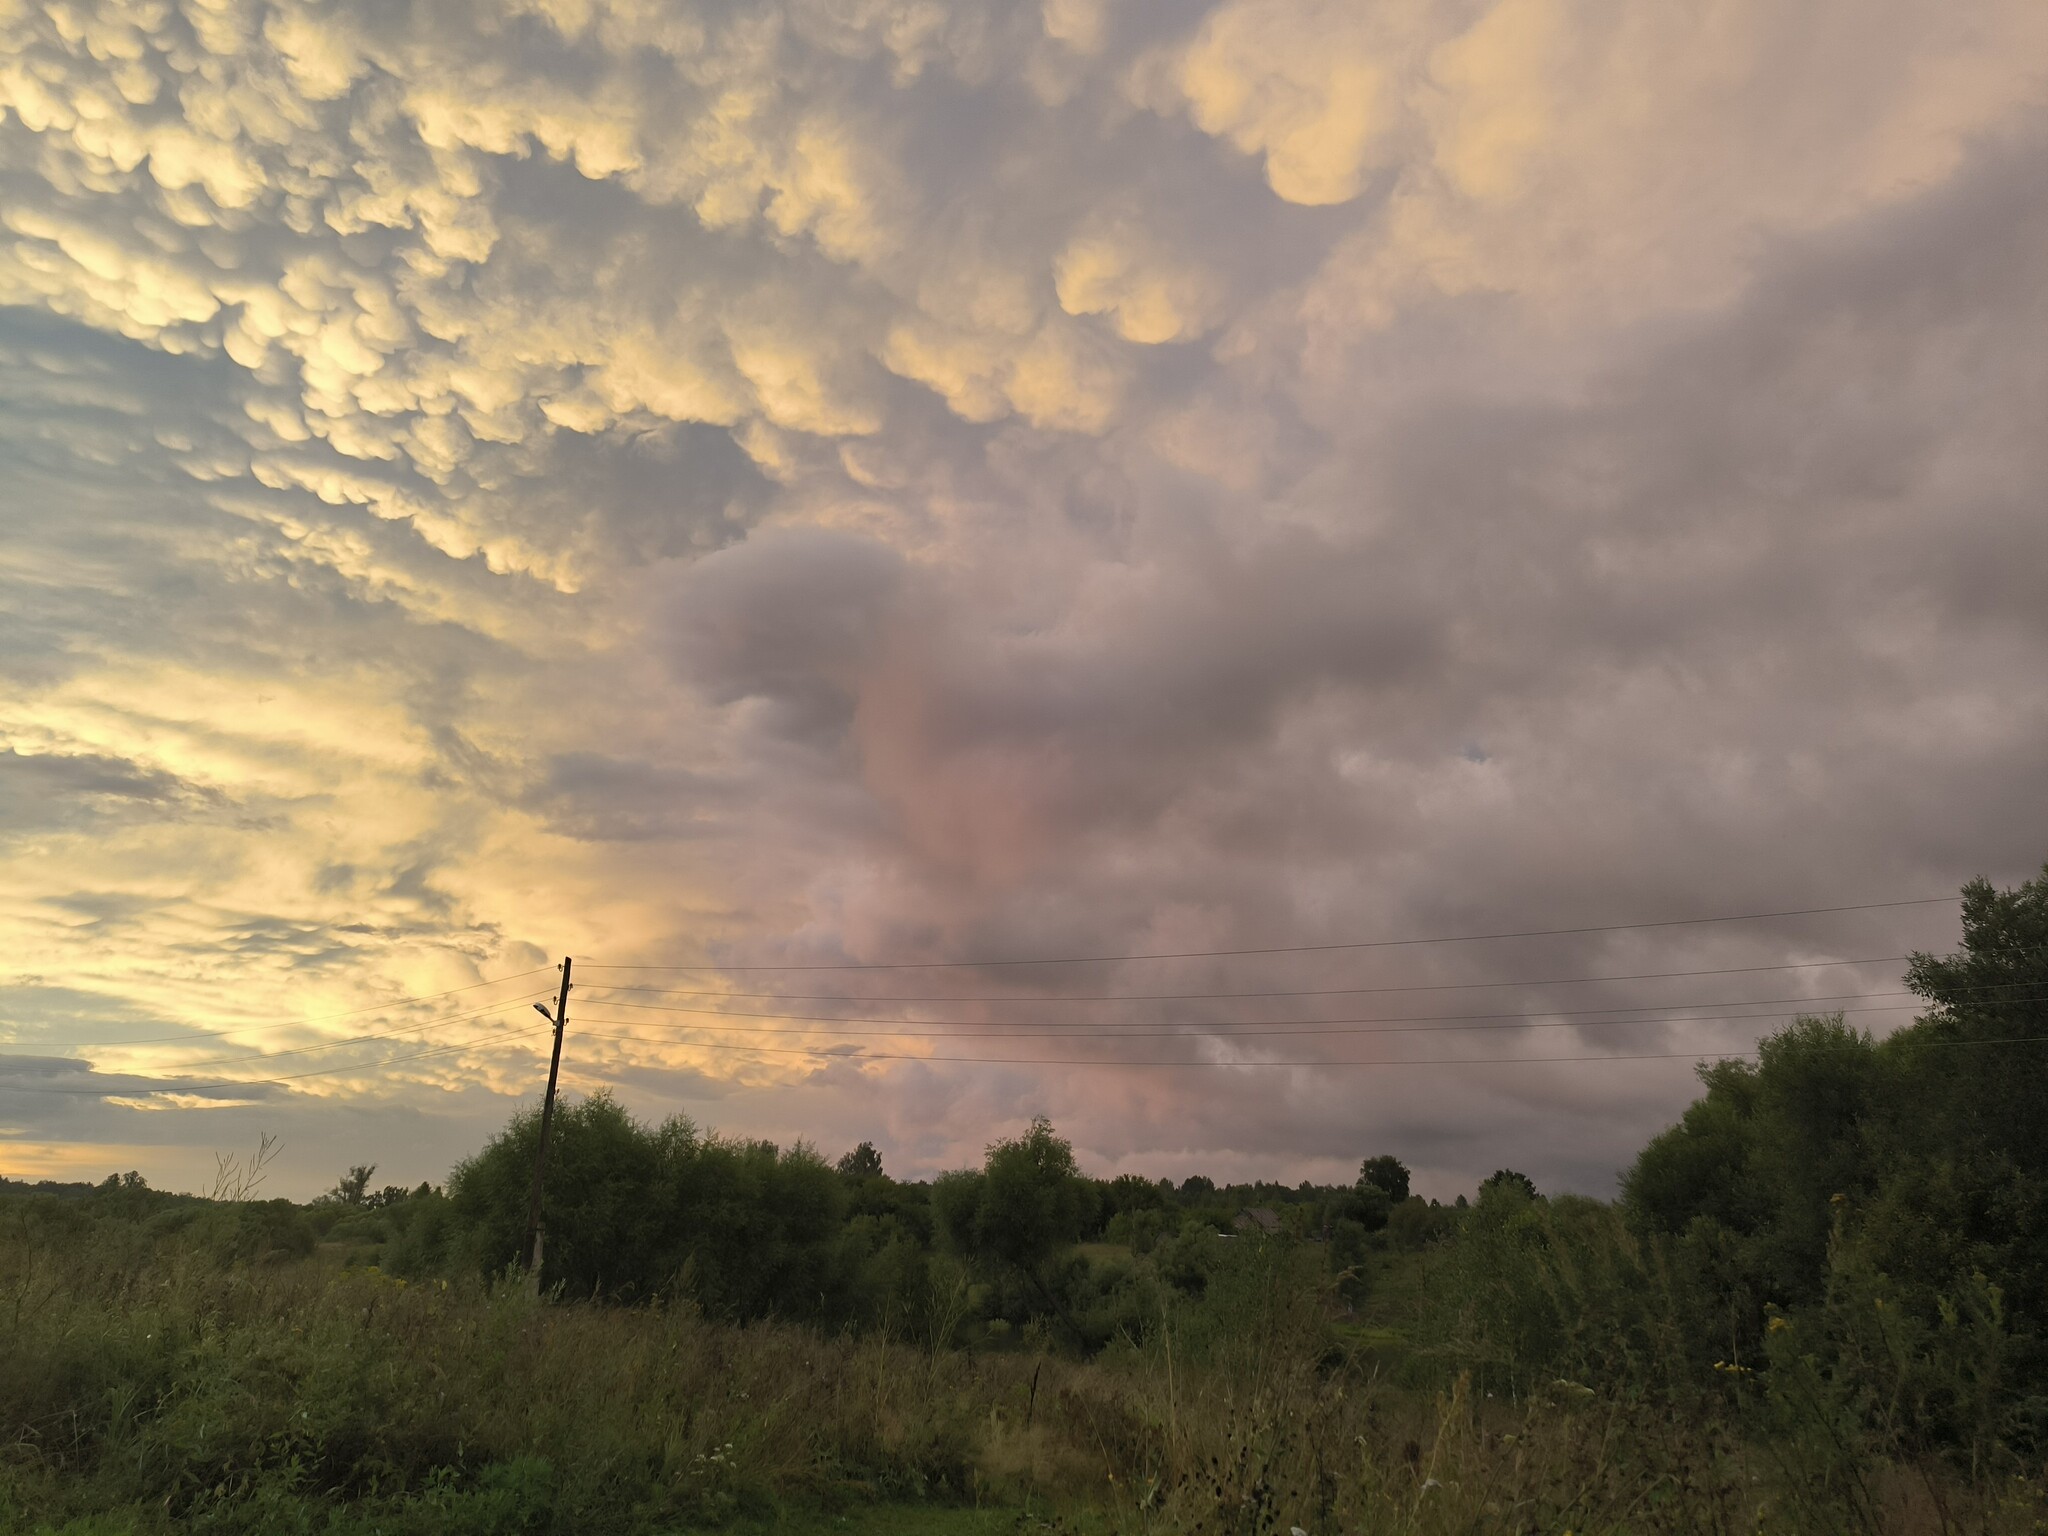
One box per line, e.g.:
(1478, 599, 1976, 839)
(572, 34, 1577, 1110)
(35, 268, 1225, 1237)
(669, 528, 914, 744)
(0, 1052, 284, 1113)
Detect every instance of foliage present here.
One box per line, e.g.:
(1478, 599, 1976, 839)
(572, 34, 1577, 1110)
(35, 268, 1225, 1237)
(1358, 1154, 1411, 1203)
(1340, 1181, 1391, 1232)
(836, 1141, 885, 1180)
(12, 1178, 2041, 1534)
(321, 1164, 378, 1207)
(1384, 1195, 1453, 1251)
(1479, 1168, 1538, 1201)
(0, 1200, 1006, 1534)
(446, 1092, 849, 1319)
(1622, 864, 2048, 1436)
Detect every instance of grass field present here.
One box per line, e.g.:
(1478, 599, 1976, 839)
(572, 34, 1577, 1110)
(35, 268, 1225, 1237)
(8, 1208, 2044, 1536)
(694, 1507, 1076, 1535)
(8, 1501, 1064, 1536)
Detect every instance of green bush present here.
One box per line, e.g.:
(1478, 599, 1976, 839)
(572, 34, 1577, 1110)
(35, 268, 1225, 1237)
(445, 1092, 849, 1316)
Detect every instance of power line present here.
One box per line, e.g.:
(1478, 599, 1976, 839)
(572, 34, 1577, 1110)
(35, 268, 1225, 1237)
(561, 987, 2005, 1034)
(23, 961, 2015, 1058)
(574, 896, 1960, 972)
(565, 1027, 2048, 1071)
(573, 999, 2015, 1048)
(3, 966, 557, 1048)
(3, 903, 2021, 1094)
(574, 953, 1936, 1005)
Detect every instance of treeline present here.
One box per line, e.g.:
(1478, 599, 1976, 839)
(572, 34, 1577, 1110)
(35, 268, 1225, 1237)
(329, 1102, 1465, 1354)
(2, 1103, 1471, 1359)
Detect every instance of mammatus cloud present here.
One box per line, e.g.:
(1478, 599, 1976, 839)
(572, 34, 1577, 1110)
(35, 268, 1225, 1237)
(1, 0, 2044, 1197)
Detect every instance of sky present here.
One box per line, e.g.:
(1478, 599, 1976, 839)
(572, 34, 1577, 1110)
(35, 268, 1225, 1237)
(2, 0, 2046, 1202)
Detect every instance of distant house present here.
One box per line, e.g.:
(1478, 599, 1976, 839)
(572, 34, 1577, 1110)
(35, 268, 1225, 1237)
(1234, 1207, 1282, 1236)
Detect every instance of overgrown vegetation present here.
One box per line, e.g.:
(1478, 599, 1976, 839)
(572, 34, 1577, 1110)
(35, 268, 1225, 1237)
(4, 867, 2046, 1533)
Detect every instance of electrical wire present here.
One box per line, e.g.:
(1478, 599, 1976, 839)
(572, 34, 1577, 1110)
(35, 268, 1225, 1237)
(572, 962, 2048, 1007)
(565, 1027, 2048, 1071)
(3, 896, 2028, 1095)
(556, 986, 2045, 1035)
(566, 999, 1986, 1045)
(574, 954, 1931, 1005)
(573, 896, 1960, 973)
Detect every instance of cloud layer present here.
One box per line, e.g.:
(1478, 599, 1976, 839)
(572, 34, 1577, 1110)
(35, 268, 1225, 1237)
(2, 0, 2045, 1197)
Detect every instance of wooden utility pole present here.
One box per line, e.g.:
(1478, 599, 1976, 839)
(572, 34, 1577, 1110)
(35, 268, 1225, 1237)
(522, 956, 573, 1283)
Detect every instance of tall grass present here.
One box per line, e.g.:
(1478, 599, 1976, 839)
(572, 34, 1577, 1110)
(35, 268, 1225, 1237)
(4, 1214, 1018, 1530)
(4, 1196, 2041, 1534)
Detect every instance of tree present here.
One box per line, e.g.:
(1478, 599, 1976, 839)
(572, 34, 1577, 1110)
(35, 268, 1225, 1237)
(1358, 1154, 1411, 1203)
(1624, 1058, 1768, 1238)
(1102, 1172, 1166, 1216)
(448, 1093, 674, 1298)
(446, 1093, 851, 1315)
(933, 1118, 1089, 1338)
(837, 1141, 885, 1180)
(1272, 1203, 1310, 1239)
(1747, 1015, 1881, 1294)
(1607, 869, 2048, 1428)
(1900, 867, 2048, 1183)
(1880, 865, 2048, 1327)
(1386, 1195, 1443, 1250)
(1328, 1217, 1371, 1303)
(930, 1169, 984, 1256)
(325, 1164, 376, 1207)
(1342, 1181, 1392, 1232)
(665, 1131, 847, 1320)
(977, 1117, 1085, 1278)
(1481, 1169, 1538, 1202)
(1622, 1014, 1882, 1304)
